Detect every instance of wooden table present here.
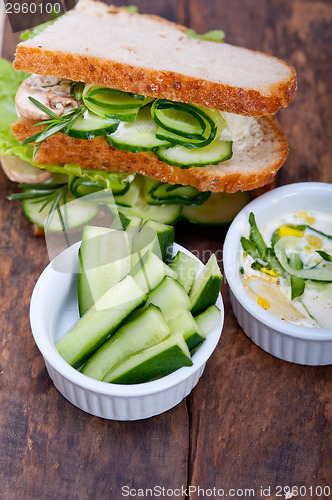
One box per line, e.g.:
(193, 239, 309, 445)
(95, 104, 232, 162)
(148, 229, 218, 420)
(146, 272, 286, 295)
(1, 1, 331, 499)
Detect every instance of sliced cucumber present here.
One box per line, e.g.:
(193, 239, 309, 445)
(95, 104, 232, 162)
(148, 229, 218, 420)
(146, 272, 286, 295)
(81, 304, 171, 381)
(169, 251, 200, 293)
(78, 226, 132, 315)
(83, 84, 150, 109)
(21, 190, 98, 231)
(130, 250, 176, 293)
(56, 275, 147, 368)
(190, 254, 223, 315)
(145, 276, 191, 315)
(195, 304, 222, 336)
(108, 107, 171, 152)
(68, 170, 131, 197)
(156, 140, 232, 168)
(83, 98, 139, 123)
(144, 177, 210, 206)
(103, 333, 192, 384)
(151, 100, 217, 148)
(182, 191, 250, 225)
(113, 177, 141, 208)
(112, 195, 182, 224)
(66, 112, 119, 140)
(165, 306, 205, 351)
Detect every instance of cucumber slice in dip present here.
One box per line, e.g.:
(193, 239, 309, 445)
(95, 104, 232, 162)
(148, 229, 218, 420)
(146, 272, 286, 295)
(274, 237, 332, 281)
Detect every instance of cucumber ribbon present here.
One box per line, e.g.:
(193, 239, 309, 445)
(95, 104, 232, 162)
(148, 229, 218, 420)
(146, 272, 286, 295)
(274, 236, 332, 281)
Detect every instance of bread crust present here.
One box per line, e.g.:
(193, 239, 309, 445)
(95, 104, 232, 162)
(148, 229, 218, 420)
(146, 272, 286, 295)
(13, 46, 296, 117)
(13, 0, 296, 116)
(12, 116, 288, 194)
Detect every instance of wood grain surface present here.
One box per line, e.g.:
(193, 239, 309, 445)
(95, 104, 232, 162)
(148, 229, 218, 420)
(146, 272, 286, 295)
(0, 1, 331, 499)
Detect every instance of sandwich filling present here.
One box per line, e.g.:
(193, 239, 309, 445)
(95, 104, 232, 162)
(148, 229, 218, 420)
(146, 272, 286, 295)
(15, 74, 264, 169)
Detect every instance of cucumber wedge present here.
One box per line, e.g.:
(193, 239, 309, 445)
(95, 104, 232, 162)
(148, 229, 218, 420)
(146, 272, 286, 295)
(78, 226, 132, 315)
(190, 254, 223, 315)
(56, 276, 147, 368)
(103, 334, 193, 384)
(81, 304, 171, 381)
(182, 191, 250, 225)
(195, 304, 222, 336)
(165, 307, 205, 351)
(156, 140, 232, 168)
(169, 251, 200, 293)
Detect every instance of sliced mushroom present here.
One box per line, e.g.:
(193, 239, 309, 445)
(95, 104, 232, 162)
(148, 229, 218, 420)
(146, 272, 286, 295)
(0, 154, 52, 184)
(15, 75, 78, 121)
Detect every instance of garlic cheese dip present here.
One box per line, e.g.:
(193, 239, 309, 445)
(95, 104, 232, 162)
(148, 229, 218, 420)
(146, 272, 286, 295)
(240, 211, 332, 328)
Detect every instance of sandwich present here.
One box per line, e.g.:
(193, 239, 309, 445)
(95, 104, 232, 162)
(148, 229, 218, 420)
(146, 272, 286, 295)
(1, 0, 296, 230)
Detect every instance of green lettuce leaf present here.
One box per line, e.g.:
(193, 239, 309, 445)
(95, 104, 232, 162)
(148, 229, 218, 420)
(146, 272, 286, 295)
(185, 29, 225, 43)
(0, 58, 133, 189)
(20, 20, 56, 42)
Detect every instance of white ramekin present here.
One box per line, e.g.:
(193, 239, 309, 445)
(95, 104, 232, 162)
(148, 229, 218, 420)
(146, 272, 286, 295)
(223, 182, 332, 366)
(30, 242, 224, 420)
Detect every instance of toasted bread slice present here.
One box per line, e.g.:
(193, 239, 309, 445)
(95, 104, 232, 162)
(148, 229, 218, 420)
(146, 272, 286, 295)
(12, 115, 288, 193)
(13, 0, 296, 116)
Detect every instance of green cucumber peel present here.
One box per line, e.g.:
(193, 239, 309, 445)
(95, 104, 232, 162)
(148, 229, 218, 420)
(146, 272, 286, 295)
(274, 237, 332, 282)
(288, 252, 305, 299)
(316, 250, 332, 262)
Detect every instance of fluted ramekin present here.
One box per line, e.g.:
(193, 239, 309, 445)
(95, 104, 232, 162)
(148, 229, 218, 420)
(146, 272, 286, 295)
(223, 182, 332, 365)
(30, 242, 224, 420)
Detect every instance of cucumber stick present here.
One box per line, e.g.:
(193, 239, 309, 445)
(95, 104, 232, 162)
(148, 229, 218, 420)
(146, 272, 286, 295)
(165, 307, 205, 351)
(145, 276, 191, 314)
(78, 226, 132, 316)
(132, 219, 174, 264)
(130, 250, 177, 293)
(56, 276, 147, 368)
(169, 251, 200, 293)
(190, 254, 223, 315)
(104, 334, 193, 384)
(81, 304, 171, 381)
(195, 305, 222, 336)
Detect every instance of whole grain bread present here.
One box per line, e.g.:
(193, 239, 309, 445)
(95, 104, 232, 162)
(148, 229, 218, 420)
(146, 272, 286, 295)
(13, 0, 296, 116)
(12, 115, 288, 193)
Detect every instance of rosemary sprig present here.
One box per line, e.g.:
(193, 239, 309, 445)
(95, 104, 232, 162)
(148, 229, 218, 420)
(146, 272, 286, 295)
(23, 97, 86, 155)
(7, 183, 70, 233)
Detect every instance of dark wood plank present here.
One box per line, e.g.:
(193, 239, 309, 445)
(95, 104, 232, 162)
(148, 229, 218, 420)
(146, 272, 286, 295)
(186, 0, 332, 496)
